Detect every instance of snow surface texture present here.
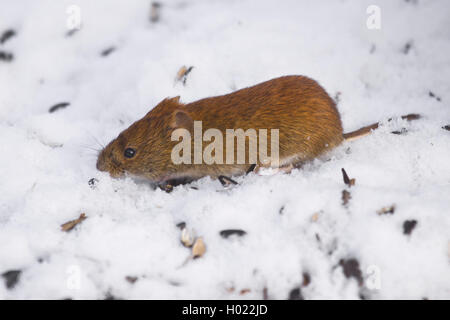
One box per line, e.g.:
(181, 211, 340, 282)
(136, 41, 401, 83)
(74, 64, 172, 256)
(0, 0, 449, 299)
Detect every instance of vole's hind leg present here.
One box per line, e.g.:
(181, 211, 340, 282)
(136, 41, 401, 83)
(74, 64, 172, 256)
(252, 163, 295, 175)
(252, 153, 305, 175)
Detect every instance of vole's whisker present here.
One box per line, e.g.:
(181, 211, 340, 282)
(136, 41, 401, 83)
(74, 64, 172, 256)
(86, 132, 106, 150)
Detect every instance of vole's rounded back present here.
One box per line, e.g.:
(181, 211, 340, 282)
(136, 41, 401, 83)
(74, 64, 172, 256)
(97, 75, 343, 183)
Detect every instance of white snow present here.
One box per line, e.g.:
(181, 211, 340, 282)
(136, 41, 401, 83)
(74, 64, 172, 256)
(0, 0, 449, 299)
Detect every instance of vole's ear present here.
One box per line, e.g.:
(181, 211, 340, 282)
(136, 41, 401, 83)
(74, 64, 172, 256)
(170, 109, 193, 131)
(169, 96, 181, 104)
(146, 96, 183, 117)
(161, 96, 181, 105)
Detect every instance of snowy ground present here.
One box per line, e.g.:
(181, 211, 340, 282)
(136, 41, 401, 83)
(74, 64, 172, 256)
(0, 0, 449, 299)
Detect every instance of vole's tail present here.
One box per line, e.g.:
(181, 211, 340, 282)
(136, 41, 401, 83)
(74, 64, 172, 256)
(343, 113, 421, 142)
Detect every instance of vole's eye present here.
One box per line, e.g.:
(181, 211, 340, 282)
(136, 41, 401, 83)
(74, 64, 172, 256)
(124, 148, 136, 158)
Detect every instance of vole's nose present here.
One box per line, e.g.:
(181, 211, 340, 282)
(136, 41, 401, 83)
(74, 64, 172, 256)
(96, 151, 106, 171)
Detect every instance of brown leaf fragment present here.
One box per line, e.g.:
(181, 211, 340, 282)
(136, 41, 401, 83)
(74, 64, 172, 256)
(181, 228, 195, 248)
(239, 288, 251, 295)
(302, 272, 311, 287)
(61, 213, 87, 232)
(226, 286, 235, 293)
(262, 287, 269, 300)
(342, 190, 351, 206)
(400, 113, 421, 121)
(341, 168, 355, 187)
(311, 212, 320, 222)
(192, 237, 206, 258)
(377, 205, 396, 215)
(150, 2, 161, 23)
(175, 65, 194, 85)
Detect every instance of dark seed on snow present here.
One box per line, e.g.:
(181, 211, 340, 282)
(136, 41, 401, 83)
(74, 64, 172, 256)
(391, 128, 408, 135)
(66, 29, 79, 37)
(429, 91, 441, 102)
(104, 292, 121, 300)
(334, 91, 342, 104)
(288, 287, 304, 300)
(403, 41, 413, 55)
(101, 47, 116, 57)
(49, 102, 70, 113)
(88, 178, 98, 187)
(219, 229, 247, 238)
(125, 276, 138, 284)
(176, 222, 186, 230)
(359, 292, 369, 300)
(2, 270, 21, 289)
(403, 220, 418, 235)
(0, 29, 16, 44)
(339, 258, 363, 286)
(315, 233, 321, 242)
(0, 51, 13, 62)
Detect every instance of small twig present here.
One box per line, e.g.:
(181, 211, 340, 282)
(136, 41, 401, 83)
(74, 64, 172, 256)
(219, 229, 247, 238)
(0, 29, 16, 44)
(49, 102, 70, 113)
(218, 175, 238, 187)
(246, 164, 257, 174)
(377, 205, 396, 215)
(61, 213, 87, 232)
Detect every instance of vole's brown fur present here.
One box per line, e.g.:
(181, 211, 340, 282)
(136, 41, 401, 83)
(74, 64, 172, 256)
(96, 75, 417, 184)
